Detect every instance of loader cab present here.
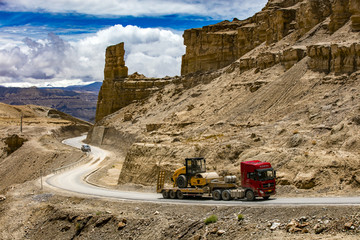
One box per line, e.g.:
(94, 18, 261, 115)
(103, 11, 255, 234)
(185, 157, 206, 176)
(173, 157, 207, 188)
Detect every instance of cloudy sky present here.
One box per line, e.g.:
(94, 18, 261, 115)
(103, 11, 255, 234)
(0, 0, 267, 87)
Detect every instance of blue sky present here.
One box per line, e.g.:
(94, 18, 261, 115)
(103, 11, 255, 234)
(0, 0, 267, 87)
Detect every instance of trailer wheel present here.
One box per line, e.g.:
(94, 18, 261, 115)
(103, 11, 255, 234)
(162, 190, 169, 199)
(212, 189, 222, 200)
(222, 190, 232, 201)
(263, 196, 270, 200)
(176, 191, 184, 199)
(176, 175, 187, 188)
(169, 190, 177, 199)
(246, 190, 255, 201)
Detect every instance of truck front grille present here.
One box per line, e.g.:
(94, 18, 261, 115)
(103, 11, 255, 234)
(262, 183, 274, 188)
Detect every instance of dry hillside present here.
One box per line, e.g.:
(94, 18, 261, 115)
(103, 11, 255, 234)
(88, 0, 360, 197)
(0, 103, 91, 191)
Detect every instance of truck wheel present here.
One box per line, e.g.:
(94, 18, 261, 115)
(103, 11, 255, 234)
(246, 190, 255, 201)
(176, 175, 187, 188)
(221, 190, 232, 201)
(162, 190, 169, 199)
(263, 196, 270, 200)
(176, 191, 184, 199)
(169, 190, 177, 199)
(212, 189, 222, 200)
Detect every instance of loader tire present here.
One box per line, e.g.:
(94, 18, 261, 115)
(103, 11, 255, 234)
(176, 175, 187, 188)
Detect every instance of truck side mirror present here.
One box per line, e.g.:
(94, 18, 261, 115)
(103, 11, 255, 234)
(274, 170, 276, 178)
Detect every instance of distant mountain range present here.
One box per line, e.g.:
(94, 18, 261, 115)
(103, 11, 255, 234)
(0, 82, 102, 122)
(43, 82, 102, 92)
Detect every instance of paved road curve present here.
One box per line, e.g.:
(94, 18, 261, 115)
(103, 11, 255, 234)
(44, 136, 360, 206)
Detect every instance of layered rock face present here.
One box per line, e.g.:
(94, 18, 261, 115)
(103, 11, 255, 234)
(96, 0, 360, 122)
(104, 42, 128, 80)
(96, 43, 127, 122)
(236, 42, 360, 76)
(95, 43, 174, 122)
(181, 23, 240, 75)
(238, 47, 307, 73)
(308, 43, 360, 74)
(350, 0, 360, 31)
(181, 0, 360, 75)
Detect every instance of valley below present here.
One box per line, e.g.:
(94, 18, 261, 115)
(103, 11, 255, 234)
(1, 131, 360, 240)
(0, 108, 358, 239)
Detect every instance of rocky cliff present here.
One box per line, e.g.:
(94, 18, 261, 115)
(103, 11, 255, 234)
(181, 0, 360, 75)
(89, 0, 360, 195)
(95, 43, 176, 122)
(96, 0, 360, 123)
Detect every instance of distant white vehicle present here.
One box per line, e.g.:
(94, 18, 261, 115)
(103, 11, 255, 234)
(81, 144, 91, 152)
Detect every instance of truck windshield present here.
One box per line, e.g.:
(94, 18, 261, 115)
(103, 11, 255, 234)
(256, 168, 274, 181)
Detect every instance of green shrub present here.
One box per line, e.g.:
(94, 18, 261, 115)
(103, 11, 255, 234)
(204, 215, 218, 225)
(237, 214, 244, 221)
(75, 223, 82, 231)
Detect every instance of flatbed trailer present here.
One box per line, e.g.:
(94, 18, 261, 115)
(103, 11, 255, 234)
(157, 170, 245, 200)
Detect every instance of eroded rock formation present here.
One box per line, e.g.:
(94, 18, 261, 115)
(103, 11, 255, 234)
(350, 0, 360, 31)
(181, 0, 360, 75)
(307, 43, 360, 74)
(104, 42, 128, 81)
(95, 43, 175, 122)
(237, 46, 306, 73)
(96, 0, 360, 122)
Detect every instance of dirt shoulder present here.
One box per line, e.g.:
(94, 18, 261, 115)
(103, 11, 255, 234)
(0, 103, 359, 240)
(1, 180, 360, 240)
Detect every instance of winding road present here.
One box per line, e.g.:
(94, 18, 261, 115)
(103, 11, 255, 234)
(44, 135, 360, 206)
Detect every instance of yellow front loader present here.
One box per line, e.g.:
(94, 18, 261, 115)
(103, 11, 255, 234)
(171, 157, 219, 188)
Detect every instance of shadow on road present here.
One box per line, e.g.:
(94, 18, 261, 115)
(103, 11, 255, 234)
(157, 195, 277, 202)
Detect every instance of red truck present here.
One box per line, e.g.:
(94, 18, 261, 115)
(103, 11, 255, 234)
(240, 160, 276, 200)
(157, 158, 276, 201)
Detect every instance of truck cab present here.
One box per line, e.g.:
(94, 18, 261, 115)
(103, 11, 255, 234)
(241, 160, 276, 200)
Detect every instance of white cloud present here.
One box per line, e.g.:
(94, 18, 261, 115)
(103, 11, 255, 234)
(0, 77, 93, 88)
(0, 25, 185, 87)
(2, 0, 267, 20)
(0, 0, 269, 87)
(75, 24, 185, 78)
